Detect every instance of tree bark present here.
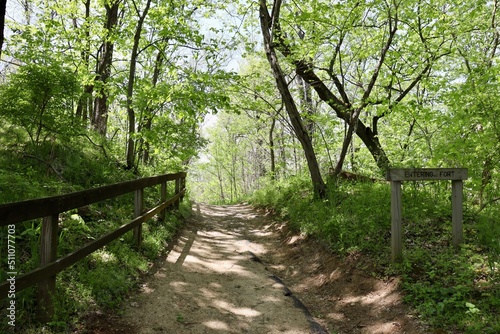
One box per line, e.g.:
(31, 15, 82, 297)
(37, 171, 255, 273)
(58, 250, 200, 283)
(260, 0, 327, 198)
(76, 0, 92, 123)
(92, 0, 120, 136)
(269, 116, 276, 180)
(0, 0, 6, 57)
(126, 0, 152, 169)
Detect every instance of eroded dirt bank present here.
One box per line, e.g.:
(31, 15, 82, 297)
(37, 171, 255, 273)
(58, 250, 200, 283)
(79, 204, 426, 334)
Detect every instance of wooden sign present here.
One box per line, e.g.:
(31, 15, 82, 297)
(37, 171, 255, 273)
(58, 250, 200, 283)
(386, 168, 468, 262)
(387, 168, 468, 181)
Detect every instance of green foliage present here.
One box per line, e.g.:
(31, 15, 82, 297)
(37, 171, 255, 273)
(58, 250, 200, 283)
(0, 63, 80, 145)
(432, 66, 500, 208)
(0, 121, 192, 332)
(0, 134, 132, 204)
(251, 176, 500, 332)
(0, 203, 191, 333)
(399, 245, 500, 333)
(4, 0, 236, 173)
(252, 175, 391, 254)
(189, 56, 301, 204)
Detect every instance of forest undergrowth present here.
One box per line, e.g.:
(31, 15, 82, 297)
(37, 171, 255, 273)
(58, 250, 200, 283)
(250, 175, 500, 334)
(0, 135, 191, 333)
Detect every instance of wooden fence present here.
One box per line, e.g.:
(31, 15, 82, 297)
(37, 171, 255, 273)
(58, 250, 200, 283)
(0, 171, 186, 322)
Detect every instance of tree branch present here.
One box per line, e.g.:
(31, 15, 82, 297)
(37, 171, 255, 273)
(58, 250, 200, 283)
(271, 0, 282, 33)
(478, 196, 500, 213)
(361, 2, 398, 107)
(327, 34, 351, 106)
(77, 133, 110, 160)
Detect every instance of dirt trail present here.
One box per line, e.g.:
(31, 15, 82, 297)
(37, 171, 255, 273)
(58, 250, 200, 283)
(123, 204, 323, 334)
(83, 204, 426, 334)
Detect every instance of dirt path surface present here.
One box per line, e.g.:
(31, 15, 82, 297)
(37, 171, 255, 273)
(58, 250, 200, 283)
(123, 204, 322, 334)
(81, 204, 427, 334)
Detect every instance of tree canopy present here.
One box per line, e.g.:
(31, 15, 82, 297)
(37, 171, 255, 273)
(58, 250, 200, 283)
(1, 0, 234, 172)
(0, 0, 498, 204)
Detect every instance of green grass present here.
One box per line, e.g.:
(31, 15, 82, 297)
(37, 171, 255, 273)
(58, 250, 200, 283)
(250, 175, 500, 333)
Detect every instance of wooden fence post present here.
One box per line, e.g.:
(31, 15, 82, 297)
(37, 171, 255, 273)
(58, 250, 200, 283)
(175, 177, 180, 209)
(180, 176, 185, 202)
(452, 180, 464, 249)
(37, 213, 59, 322)
(133, 188, 144, 247)
(159, 182, 167, 222)
(391, 181, 403, 262)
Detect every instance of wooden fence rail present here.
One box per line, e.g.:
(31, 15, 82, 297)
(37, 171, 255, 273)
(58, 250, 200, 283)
(0, 171, 186, 322)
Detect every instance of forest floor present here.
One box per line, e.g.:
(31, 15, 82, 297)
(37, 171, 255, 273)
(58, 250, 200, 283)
(76, 204, 428, 334)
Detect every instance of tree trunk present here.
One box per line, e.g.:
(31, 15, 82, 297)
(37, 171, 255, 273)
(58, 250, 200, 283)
(279, 127, 287, 179)
(217, 167, 225, 202)
(260, 0, 327, 198)
(0, 0, 6, 57)
(76, 0, 92, 123)
(126, 0, 152, 169)
(269, 116, 276, 180)
(355, 120, 390, 171)
(296, 75, 315, 135)
(92, 0, 120, 136)
(333, 108, 361, 177)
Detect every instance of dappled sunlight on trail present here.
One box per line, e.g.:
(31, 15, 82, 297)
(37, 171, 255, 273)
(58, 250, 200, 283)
(96, 203, 427, 334)
(123, 204, 318, 334)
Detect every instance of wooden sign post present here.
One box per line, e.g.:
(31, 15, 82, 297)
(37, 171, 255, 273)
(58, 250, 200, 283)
(386, 168, 468, 262)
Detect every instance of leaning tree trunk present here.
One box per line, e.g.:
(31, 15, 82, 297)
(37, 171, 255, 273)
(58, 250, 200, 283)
(260, 0, 327, 198)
